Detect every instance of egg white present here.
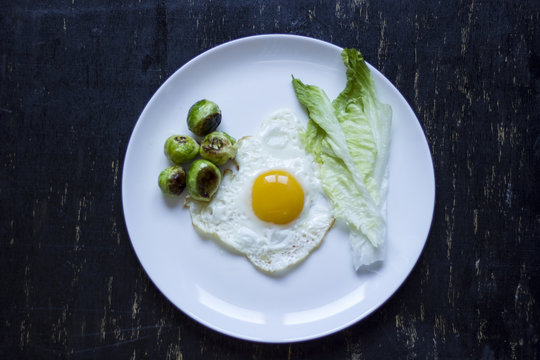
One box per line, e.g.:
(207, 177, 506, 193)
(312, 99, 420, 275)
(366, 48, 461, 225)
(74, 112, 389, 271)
(185, 110, 334, 273)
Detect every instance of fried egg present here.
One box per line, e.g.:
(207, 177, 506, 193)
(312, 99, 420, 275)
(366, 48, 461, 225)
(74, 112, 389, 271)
(185, 110, 334, 273)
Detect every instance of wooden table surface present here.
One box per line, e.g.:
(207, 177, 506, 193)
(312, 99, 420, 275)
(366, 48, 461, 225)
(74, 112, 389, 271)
(1, 1, 538, 358)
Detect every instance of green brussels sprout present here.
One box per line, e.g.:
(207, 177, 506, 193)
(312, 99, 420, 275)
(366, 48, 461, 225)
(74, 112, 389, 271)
(158, 165, 186, 195)
(187, 159, 221, 202)
(200, 131, 237, 166)
(164, 135, 199, 164)
(187, 99, 222, 136)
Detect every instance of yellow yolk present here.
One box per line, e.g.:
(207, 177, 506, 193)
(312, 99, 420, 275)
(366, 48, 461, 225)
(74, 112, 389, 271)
(252, 170, 305, 224)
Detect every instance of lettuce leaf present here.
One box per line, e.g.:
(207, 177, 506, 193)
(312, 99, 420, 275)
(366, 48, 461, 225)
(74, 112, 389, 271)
(292, 49, 392, 269)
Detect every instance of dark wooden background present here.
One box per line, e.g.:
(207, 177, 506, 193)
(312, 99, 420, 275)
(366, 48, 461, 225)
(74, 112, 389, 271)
(1, 0, 538, 359)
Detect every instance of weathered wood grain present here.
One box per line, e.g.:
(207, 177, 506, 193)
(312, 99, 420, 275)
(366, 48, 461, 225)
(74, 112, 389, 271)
(1, 0, 538, 359)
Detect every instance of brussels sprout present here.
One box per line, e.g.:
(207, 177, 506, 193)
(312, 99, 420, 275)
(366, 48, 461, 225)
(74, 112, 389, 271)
(187, 159, 221, 202)
(187, 99, 222, 136)
(200, 131, 237, 165)
(158, 165, 186, 195)
(164, 135, 199, 164)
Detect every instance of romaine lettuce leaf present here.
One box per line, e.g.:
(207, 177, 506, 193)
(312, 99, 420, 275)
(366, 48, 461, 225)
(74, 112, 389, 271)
(335, 49, 392, 200)
(292, 48, 392, 269)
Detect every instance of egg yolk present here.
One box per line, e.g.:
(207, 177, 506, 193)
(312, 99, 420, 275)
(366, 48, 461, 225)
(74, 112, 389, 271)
(252, 170, 304, 224)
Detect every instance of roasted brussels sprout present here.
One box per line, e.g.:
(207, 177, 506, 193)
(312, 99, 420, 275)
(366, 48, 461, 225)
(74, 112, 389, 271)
(187, 99, 222, 136)
(187, 159, 221, 202)
(158, 165, 186, 195)
(164, 135, 199, 164)
(200, 131, 237, 165)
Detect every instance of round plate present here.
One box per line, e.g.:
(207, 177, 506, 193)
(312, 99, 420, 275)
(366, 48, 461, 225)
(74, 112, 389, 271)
(122, 34, 435, 343)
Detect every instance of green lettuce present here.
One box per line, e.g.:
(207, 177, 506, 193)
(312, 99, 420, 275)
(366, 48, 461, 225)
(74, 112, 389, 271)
(292, 49, 392, 269)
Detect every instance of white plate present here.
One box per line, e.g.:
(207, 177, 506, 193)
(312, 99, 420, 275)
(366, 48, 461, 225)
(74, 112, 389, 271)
(122, 34, 435, 343)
